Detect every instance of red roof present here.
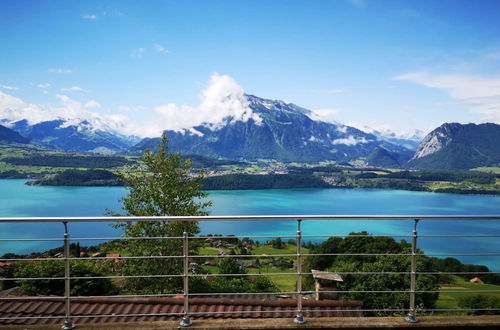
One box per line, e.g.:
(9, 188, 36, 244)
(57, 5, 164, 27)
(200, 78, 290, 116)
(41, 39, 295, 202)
(0, 296, 362, 325)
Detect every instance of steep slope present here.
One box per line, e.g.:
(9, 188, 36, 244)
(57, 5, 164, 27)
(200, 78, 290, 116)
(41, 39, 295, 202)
(0, 124, 30, 144)
(132, 95, 412, 163)
(407, 123, 500, 170)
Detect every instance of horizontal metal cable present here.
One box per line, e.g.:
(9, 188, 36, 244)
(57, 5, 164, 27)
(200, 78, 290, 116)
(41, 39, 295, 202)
(194, 235, 297, 239)
(422, 308, 500, 312)
(300, 234, 413, 238)
(3, 308, 500, 321)
(6, 270, 500, 281)
(1, 214, 499, 223)
(0, 255, 184, 262)
(71, 236, 183, 241)
(0, 238, 62, 242)
(191, 253, 296, 258)
(3, 233, 498, 242)
(2, 251, 500, 263)
(2, 274, 183, 281)
(3, 288, 500, 302)
(418, 234, 500, 238)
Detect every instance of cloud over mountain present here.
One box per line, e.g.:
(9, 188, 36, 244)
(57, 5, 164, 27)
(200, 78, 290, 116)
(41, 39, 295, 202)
(124, 73, 262, 137)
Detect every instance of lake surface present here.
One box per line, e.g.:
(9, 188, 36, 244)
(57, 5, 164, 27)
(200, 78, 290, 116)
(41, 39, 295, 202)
(1, 179, 499, 270)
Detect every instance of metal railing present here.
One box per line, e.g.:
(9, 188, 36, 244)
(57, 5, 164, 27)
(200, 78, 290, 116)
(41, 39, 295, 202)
(0, 215, 499, 328)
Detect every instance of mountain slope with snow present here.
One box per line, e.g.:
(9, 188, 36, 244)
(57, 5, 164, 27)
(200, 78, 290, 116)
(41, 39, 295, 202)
(131, 94, 414, 163)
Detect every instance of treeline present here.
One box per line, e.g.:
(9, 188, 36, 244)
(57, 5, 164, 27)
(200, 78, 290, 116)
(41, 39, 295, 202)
(29, 169, 123, 186)
(373, 170, 497, 184)
(4, 154, 135, 168)
(349, 178, 428, 191)
(0, 170, 26, 179)
(430, 257, 500, 285)
(202, 174, 330, 190)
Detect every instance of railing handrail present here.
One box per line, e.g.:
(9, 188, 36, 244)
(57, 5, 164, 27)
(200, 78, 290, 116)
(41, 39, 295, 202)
(0, 214, 499, 223)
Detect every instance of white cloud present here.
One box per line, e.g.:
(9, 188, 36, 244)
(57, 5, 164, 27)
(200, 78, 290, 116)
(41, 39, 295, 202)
(0, 91, 59, 125)
(36, 82, 51, 88)
(130, 47, 146, 58)
(48, 68, 72, 74)
(395, 71, 500, 123)
(42, 90, 49, 95)
(308, 108, 343, 124)
(332, 135, 368, 146)
(348, 122, 428, 140)
(85, 100, 101, 108)
(1, 74, 261, 139)
(0, 84, 19, 91)
(82, 14, 97, 20)
(154, 43, 170, 54)
(60, 86, 86, 92)
(144, 73, 261, 137)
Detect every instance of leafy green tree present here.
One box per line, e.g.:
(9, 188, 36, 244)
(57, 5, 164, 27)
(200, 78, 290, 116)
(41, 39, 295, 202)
(15, 260, 116, 296)
(271, 237, 285, 249)
(113, 134, 212, 294)
(306, 232, 439, 316)
(219, 257, 247, 277)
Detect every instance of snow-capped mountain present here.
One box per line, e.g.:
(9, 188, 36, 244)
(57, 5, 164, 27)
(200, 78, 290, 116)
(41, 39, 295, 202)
(0, 91, 139, 153)
(131, 94, 414, 163)
(347, 124, 426, 151)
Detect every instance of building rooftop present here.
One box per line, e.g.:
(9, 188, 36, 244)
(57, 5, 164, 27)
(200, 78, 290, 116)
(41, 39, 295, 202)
(0, 296, 362, 326)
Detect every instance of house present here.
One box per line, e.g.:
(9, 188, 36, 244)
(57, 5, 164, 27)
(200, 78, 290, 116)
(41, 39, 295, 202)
(311, 269, 344, 300)
(105, 253, 121, 263)
(469, 277, 484, 284)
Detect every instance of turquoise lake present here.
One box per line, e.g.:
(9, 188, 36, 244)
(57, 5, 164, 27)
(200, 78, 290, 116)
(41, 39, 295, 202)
(1, 179, 499, 270)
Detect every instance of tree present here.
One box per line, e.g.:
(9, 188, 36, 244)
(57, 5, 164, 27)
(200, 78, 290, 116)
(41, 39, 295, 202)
(271, 237, 285, 249)
(113, 134, 212, 294)
(15, 260, 116, 296)
(306, 232, 439, 316)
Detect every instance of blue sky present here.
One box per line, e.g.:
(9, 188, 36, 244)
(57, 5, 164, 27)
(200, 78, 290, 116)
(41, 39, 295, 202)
(1, 0, 500, 137)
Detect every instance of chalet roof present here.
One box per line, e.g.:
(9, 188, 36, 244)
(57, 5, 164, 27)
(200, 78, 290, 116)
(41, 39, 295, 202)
(311, 269, 343, 282)
(105, 253, 121, 258)
(469, 277, 484, 284)
(0, 296, 362, 325)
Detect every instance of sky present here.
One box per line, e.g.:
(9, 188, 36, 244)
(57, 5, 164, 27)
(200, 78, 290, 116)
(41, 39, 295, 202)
(1, 0, 500, 138)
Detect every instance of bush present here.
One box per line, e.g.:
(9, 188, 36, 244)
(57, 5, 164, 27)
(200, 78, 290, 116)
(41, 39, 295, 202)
(15, 260, 117, 296)
(458, 295, 500, 315)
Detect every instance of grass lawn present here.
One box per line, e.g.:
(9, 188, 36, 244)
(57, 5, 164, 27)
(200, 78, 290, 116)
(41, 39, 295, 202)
(436, 275, 500, 311)
(196, 243, 308, 292)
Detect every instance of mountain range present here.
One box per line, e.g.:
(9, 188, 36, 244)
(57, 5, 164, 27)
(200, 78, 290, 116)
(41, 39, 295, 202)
(131, 95, 415, 163)
(1, 92, 499, 170)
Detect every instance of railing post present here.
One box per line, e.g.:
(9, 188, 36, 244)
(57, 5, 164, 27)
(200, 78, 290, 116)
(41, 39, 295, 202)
(61, 222, 75, 329)
(405, 219, 419, 323)
(294, 219, 306, 324)
(180, 222, 192, 327)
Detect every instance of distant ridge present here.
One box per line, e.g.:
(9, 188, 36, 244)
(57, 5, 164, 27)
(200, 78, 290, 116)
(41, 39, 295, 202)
(0, 124, 30, 144)
(408, 122, 500, 170)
